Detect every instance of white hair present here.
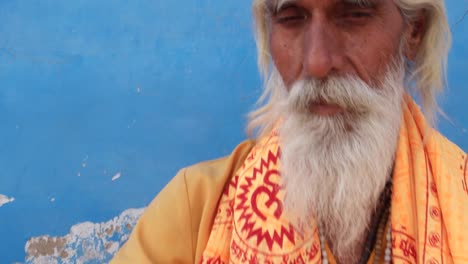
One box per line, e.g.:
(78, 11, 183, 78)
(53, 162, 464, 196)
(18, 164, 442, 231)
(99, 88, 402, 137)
(248, 0, 451, 138)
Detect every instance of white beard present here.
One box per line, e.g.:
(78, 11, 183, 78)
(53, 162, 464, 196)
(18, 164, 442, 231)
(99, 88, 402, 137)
(278, 65, 404, 263)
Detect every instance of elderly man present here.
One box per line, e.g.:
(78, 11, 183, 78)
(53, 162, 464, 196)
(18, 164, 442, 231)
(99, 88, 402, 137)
(112, 0, 467, 263)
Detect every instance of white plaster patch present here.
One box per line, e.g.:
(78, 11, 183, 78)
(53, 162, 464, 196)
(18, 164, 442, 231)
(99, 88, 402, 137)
(105, 241, 120, 255)
(0, 194, 15, 208)
(111, 172, 122, 181)
(26, 256, 58, 264)
(25, 208, 145, 264)
(81, 155, 88, 168)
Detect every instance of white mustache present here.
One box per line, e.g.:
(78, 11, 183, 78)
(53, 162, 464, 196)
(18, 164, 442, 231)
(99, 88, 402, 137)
(287, 74, 402, 116)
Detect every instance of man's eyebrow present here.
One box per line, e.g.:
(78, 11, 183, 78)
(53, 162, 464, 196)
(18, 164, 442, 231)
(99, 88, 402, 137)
(341, 0, 380, 8)
(272, 0, 380, 13)
(275, 0, 297, 12)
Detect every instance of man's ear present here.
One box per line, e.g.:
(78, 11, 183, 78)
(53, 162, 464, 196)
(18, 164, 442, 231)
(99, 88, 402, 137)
(403, 10, 427, 61)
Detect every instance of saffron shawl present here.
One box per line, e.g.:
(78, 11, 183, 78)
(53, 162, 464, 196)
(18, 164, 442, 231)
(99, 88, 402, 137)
(201, 96, 468, 263)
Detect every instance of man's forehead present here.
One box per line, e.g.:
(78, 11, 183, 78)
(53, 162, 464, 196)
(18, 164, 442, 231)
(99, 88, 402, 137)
(272, 0, 379, 11)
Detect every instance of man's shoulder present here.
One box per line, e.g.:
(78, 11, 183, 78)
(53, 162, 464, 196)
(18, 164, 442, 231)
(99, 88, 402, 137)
(429, 129, 466, 181)
(431, 129, 466, 157)
(111, 141, 256, 264)
(181, 139, 256, 189)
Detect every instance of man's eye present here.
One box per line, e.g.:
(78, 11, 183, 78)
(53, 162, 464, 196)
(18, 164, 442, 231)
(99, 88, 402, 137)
(348, 12, 371, 18)
(276, 15, 307, 24)
(274, 6, 307, 26)
(342, 11, 373, 20)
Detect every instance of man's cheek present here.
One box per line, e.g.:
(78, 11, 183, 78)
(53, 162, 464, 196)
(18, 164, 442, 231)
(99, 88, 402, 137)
(270, 34, 302, 86)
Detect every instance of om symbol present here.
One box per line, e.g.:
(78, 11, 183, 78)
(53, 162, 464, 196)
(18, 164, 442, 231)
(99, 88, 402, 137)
(251, 169, 283, 221)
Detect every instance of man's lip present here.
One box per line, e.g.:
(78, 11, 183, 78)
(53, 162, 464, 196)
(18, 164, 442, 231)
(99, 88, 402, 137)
(309, 103, 344, 116)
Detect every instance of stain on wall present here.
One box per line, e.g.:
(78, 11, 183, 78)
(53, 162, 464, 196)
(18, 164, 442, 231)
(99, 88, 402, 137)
(25, 208, 144, 264)
(0, 194, 15, 208)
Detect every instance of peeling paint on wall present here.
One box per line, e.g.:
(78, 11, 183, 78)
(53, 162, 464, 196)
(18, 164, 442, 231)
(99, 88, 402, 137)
(0, 194, 15, 208)
(111, 172, 122, 182)
(25, 208, 145, 264)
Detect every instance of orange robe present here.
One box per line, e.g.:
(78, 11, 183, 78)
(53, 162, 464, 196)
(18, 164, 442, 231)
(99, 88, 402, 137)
(112, 97, 467, 263)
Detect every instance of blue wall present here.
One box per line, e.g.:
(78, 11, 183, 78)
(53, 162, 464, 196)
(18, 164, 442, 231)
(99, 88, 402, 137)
(0, 1, 466, 263)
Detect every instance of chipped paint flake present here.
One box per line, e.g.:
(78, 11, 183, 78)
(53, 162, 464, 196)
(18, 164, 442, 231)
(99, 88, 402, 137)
(105, 241, 120, 255)
(112, 172, 122, 181)
(25, 208, 145, 264)
(0, 194, 15, 207)
(81, 155, 88, 168)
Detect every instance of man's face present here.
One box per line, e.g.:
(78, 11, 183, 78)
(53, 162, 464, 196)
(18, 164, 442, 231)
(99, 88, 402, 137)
(270, 3, 410, 257)
(270, 0, 406, 115)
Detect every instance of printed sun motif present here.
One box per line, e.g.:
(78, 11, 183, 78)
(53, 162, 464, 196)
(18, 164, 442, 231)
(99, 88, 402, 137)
(233, 148, 302, 253)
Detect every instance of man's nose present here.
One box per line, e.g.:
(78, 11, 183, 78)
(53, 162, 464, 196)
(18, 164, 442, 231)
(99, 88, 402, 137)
(302, 21, 343, 79)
